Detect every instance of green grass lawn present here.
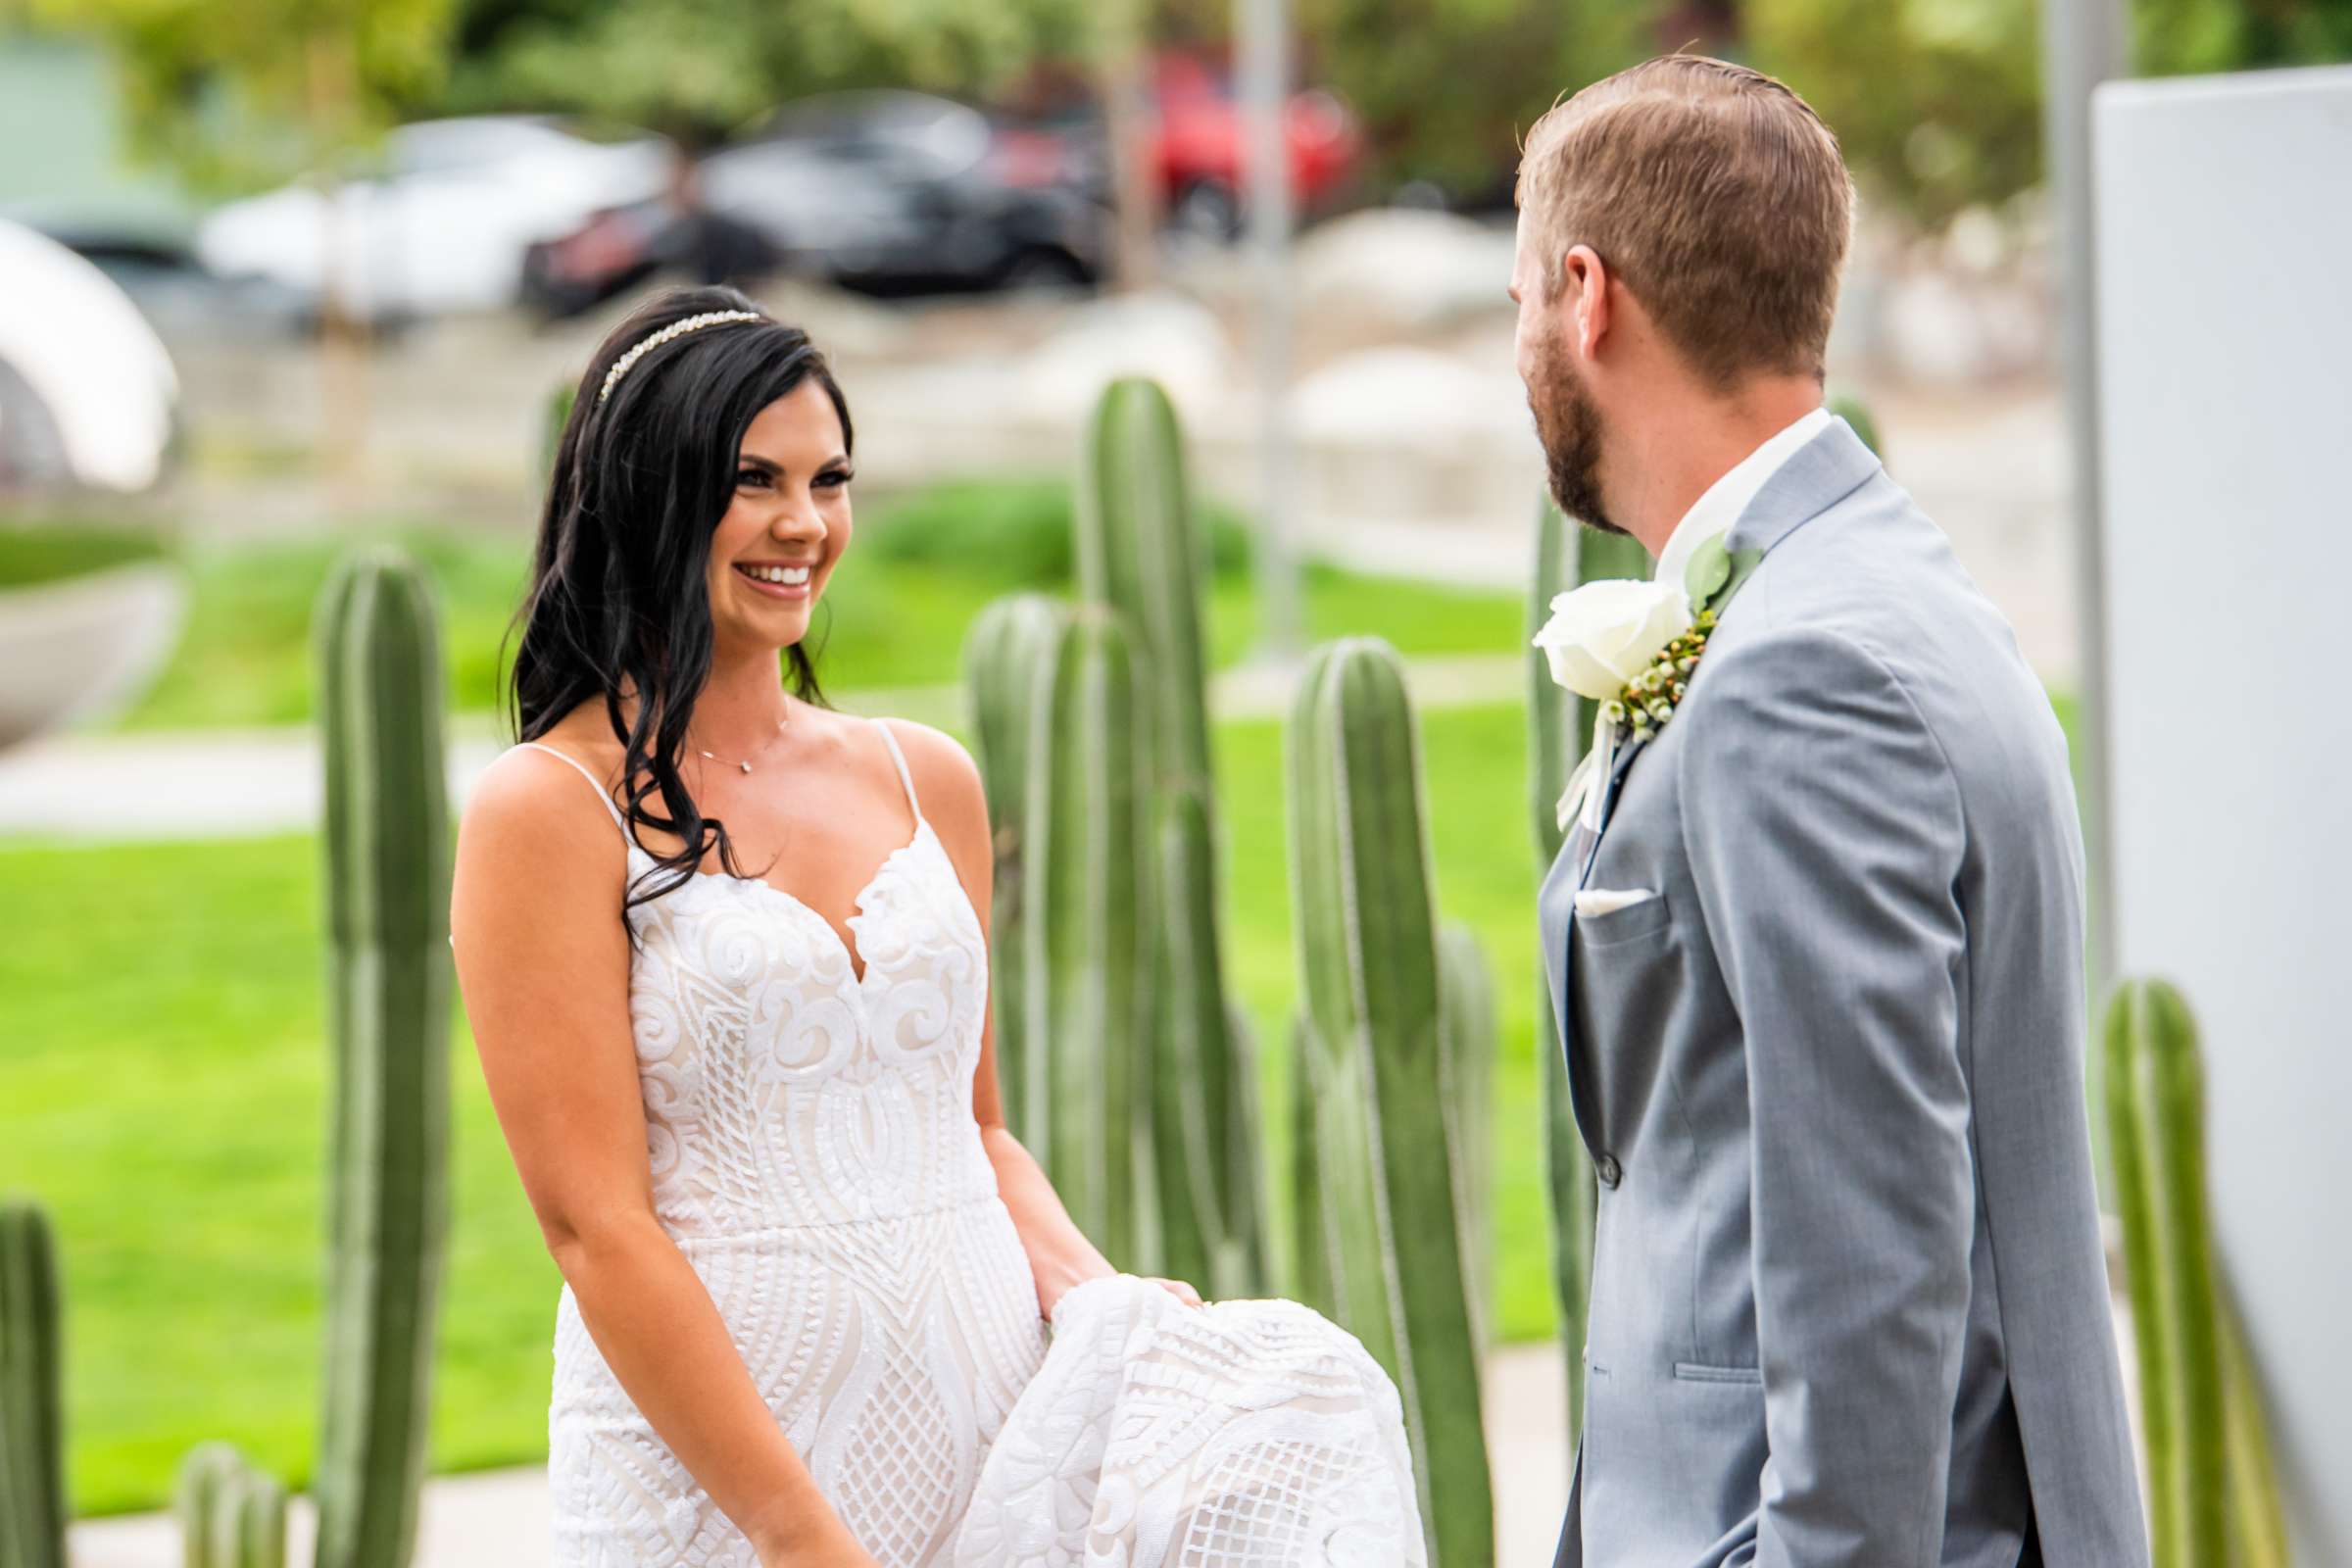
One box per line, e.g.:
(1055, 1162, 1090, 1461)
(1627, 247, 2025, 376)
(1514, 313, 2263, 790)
(0, 698, 1548, 1518)
(114, 512, 1520, 732)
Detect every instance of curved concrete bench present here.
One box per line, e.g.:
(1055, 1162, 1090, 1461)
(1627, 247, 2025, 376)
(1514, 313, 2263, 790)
(0, 561, 187, 751)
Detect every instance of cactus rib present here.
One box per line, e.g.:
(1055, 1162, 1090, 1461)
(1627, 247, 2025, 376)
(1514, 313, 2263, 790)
(0, 1199, 66, 1568)
(963, 593, 1071, 1143)
(1288, 637, 1494, 1567)
(1025, 608, 1153, 1267)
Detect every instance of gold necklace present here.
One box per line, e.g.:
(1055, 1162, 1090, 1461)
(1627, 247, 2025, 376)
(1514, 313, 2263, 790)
(691, 714, 788, 774)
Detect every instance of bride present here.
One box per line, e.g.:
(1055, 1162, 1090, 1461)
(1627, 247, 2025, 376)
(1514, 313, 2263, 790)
(450, 286, 1423, 1568)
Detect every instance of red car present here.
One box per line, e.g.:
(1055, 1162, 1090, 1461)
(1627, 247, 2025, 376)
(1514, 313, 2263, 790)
(1006, 52, 1363, 239)
(1152, 52, 1362, 237)
(1152, 53, 1364, 237)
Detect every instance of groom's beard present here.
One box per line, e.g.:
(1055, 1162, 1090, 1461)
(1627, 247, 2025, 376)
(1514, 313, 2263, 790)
(1527, 341, 1624, 537)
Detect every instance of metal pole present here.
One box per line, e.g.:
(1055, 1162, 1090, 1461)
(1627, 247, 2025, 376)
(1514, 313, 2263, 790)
(1097, 0, 1156, 292)
(2040, 0, 2128, 999)
(1239, 0, 1302, 661)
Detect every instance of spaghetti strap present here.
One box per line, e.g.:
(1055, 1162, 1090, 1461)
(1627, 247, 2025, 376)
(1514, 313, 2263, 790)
(515, 741, 631, 844)
(871, 719, 924, 824)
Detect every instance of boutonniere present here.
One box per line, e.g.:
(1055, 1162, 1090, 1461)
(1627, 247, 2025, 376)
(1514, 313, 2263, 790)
(1534, 533, 1761, 831)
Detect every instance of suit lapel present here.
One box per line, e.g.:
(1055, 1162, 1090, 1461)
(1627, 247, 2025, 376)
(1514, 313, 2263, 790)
(1546, 729, 1652, 1160)
(1723, 414, 1883, 560)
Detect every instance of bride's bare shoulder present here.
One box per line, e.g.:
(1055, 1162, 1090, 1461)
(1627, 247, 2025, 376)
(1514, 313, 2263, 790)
(461, 710, 628, 869)
(872, 717, 983, 815)
(870, 715, 991, 892)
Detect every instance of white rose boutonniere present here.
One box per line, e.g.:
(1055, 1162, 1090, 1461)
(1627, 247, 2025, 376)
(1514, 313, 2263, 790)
(1537, 533, 1763, 833)
(1532, 578, 1691, 700)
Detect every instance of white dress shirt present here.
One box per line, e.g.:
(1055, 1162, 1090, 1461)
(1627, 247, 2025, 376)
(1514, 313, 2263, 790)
(1653, 405, 1833, 591)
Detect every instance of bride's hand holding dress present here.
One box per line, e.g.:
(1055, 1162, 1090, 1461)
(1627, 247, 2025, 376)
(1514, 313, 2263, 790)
(906, 739, 1207, 1328)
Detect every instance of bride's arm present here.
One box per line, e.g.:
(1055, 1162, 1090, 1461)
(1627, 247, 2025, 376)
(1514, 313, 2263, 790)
(450, 751, 870, 1568)
(889, 722, 1200, 1317)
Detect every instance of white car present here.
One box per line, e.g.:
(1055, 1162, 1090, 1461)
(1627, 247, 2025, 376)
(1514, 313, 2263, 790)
(0, 218, 178, 492)
(196, 115, 672, 321)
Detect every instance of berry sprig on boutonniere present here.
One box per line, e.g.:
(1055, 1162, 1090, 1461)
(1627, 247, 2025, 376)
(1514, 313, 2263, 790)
(1603, 531, 1762, 744)
(1534, 530, 1764, 831)
(1604, 606, 1715, 745)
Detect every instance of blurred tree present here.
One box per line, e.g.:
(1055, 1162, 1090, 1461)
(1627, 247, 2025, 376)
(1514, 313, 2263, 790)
(1743, 0, 2044, 231)
(435, 0, 1096, 148)
(1747, 0, 2352, 232)
(1310, 0, 1671, 197)
(2132, 0, 2352, 75)
(24, 0, 458, 188)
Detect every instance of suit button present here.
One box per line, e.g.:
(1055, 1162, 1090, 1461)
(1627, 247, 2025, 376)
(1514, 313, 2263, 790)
(1595, 1153, 1622, 1189)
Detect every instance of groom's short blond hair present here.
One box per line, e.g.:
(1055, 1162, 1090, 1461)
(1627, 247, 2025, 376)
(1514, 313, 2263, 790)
(1516, 55, 1853, 389)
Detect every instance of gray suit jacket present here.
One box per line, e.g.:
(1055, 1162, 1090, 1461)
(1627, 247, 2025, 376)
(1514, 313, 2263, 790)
(1539, 417, 2146, 1567)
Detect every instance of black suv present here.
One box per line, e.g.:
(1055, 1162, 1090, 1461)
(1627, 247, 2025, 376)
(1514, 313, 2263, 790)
(523, 91, 1107, 317)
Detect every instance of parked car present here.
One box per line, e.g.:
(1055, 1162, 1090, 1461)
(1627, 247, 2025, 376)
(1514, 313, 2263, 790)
(1152, 53, 1362, 238)
(1010, 52, 1363, 239)
(28, 218, 312, 341)
(196, 115, 672, 324)
(521, 91, 1108, 316)
(0, 219, 179, 493)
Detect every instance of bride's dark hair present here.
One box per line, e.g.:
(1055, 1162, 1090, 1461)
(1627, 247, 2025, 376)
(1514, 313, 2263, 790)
(505, 284, 853, 937)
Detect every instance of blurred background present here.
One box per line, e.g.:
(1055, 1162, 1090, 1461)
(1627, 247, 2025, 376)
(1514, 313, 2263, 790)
(2, 0, 2348, 1564)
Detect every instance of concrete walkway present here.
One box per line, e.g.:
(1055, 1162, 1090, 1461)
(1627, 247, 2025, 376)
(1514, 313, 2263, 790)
(0, 654, 1526, 843)
(68, 1340, 1577, 1568)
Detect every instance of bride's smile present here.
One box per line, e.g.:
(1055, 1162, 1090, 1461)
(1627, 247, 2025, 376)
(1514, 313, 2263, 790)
(706, 377, 854, 649)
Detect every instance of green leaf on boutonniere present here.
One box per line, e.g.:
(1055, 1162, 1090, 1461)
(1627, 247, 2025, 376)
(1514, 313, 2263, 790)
(1684, 535, 1732, 606)
(1709, 547, 1767, 612)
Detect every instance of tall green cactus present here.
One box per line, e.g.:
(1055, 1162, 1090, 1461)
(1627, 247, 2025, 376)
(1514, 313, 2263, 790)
(1076, 377, 1215, 797)
(1073, 376, 1259, 1294)
(1437, 923, 1496, 1348)
(1025, 607, 1155, 1269)
(0, 1197, 65, 1568)
(1529, 496, 1647, 1438)
(1288, 637, 1493, 1567)
(312, 550, 452, 1568)
(2104, 980, 2287, 1568)
(964, 593, 1072, 1144)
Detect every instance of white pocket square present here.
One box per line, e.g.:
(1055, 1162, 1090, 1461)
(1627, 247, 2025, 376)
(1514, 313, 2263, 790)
(1575, 887, 1659, 918)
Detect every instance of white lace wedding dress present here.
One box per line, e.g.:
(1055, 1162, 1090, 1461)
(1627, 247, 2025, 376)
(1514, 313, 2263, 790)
(521, 723, 1423, 1568)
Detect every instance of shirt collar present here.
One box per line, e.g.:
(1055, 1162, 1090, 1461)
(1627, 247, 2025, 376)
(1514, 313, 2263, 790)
(1654, 405, 1834, 592)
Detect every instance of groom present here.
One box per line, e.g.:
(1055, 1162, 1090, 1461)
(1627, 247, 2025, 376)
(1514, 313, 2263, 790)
(1516, 58, 2146, 1567)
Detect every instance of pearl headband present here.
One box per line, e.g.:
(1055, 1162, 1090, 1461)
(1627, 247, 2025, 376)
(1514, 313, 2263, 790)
(597, 311, 765, 405)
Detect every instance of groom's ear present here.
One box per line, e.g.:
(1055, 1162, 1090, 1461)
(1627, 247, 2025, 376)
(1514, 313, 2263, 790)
(1563, 243, 1613, 363)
